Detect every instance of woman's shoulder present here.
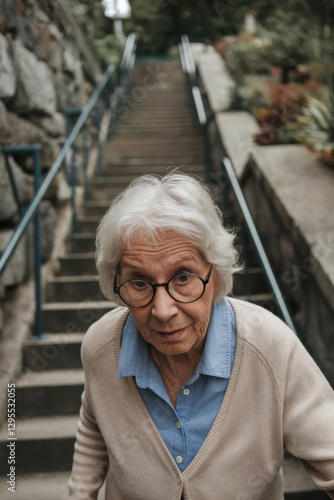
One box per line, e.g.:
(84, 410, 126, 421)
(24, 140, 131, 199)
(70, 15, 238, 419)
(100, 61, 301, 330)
(227, 296, 300, 364)
(226, 297, 328, 394)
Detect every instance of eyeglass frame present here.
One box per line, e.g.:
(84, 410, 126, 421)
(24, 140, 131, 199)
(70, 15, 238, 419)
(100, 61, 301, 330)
(113, 265, 213, 308)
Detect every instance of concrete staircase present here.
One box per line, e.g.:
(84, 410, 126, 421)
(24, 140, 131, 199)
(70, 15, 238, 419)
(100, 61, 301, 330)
(0, 59, 325, 499)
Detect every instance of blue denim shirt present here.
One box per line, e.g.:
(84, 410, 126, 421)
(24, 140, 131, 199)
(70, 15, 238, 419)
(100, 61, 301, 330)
(118, 298, 237, 472)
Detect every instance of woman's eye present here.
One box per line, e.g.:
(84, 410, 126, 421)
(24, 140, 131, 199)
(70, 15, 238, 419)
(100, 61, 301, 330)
(132, 280, 148, 289)
(174, 273, 191, 284)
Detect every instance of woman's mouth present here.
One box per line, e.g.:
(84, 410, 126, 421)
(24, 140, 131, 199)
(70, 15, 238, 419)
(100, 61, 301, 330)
(155, 327, 187, 340)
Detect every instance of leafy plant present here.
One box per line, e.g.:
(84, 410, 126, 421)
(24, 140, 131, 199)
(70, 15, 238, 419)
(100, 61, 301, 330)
(224, 36, 271, 84)
(93, 35, 125, 67)
(230, 75, 270, 113)
(297, 92, 334, 168)
(253, 82, 322, 145)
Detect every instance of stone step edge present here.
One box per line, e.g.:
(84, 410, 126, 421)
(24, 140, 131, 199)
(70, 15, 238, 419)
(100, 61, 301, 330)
(15, 368, 84, 388)
(0, 415, 79, 441)
(42, 301, 115, 311)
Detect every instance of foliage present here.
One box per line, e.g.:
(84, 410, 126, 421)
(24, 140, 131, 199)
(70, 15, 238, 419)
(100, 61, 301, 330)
(230, 75, 270, 113)
(259, 13, 310, 74)
(93, 35, 125, 68)
(224, 36, 270, 84)
(297, 91, 334, 168)
(250, 0, 334, 30)
(253, 82, 323, 146)
(125, 0, 224, 54)
(304, 25, 334, 88)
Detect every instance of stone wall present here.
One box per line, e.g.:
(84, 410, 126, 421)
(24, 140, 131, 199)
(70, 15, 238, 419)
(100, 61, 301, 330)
(192, 43, 334, 387)
(0, 0, 102, 294)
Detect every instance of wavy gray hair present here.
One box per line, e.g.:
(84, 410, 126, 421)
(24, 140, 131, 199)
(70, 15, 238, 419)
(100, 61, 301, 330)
(96, 172, 240, 304)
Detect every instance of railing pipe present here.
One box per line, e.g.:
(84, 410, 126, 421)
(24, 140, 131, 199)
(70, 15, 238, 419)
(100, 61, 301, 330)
(33, 147, 43, 338)
(222, 157, 296, 334)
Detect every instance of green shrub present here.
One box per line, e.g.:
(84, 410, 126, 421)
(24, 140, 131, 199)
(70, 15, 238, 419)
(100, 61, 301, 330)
(230, 75, 270, 112)
(93, 35, 125, 68)
(225, 36, 271, 84)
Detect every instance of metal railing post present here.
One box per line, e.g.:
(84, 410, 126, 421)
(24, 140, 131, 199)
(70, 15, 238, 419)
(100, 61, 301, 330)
(33, 147, 43, 338)
(2, 145, 43, 338)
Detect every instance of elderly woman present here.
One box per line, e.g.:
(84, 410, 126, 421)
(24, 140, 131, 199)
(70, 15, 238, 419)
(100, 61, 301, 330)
(68, 172, 334, 499)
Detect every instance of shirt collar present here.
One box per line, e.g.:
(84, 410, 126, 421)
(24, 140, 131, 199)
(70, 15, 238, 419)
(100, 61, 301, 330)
(117, 298, 235, 386)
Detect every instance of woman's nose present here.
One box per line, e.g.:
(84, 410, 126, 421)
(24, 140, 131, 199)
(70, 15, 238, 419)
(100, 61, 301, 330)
(151, 286, 178, 322)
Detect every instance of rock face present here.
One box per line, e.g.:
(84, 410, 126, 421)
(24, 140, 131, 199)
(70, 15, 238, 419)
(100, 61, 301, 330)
(0, 0, 103, 290)
(12, 39, 57, 115)
(0, 34, 16, 99)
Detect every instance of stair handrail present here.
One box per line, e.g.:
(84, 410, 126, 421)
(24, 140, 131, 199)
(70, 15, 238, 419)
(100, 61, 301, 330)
(0, 32, 137, 338)
(222, 157, 296, 334)
(178, 35, 296, 334)
(179, 35, 207, 125)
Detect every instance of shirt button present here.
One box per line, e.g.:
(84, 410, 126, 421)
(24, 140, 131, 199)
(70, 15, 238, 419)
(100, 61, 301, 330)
(176, 421, 181, 429)
(183, 388, 190, 396)
(176, 456, 183, 464)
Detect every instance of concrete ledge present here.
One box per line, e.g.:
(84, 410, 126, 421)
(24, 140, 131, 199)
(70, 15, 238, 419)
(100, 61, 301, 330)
(249, 145, 334, 310)
(191, 43, 234, 113)
(215, 111, 260, 178)
(241, 146, 334, 384)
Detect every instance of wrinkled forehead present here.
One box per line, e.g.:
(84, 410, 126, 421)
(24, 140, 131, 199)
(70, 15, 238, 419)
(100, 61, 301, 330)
(119, 229, 207, 270)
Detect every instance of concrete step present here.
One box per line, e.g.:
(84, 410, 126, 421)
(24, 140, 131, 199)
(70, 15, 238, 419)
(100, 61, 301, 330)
(104, 156, 204, 168)
(111, 136, 204, 147)
(76, 215, 101, 233)
(102, 164, 205, 177)
(109, 146, 204, 157)
(66, 233, 96, 253)
(233, 268, 268, 296)
(121, 120, 200, 129)
(15, 369, 84, 418)
(121, 111, 199, 120)
(92, 168, 203, 188)
(42, 301, 114, 333)
(0, 471, 105, 499)
(57, 253, 96, 275)
(45, 275, 103, 303)
(0, 415, 78, 474)
(114, 129, 203, 138)
(115, 126, 202, 135)
(235, 244, 261, 268)
(23, 333, 84, 371)
(234, 292, 278, 314)
(83, 200, 111, 216)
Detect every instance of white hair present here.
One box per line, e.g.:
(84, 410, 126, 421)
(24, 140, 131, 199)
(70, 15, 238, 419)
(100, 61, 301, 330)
(96, 172, 240, 304)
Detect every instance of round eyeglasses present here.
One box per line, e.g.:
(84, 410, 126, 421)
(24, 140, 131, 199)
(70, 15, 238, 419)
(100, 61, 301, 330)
(113, 265, 213, 308)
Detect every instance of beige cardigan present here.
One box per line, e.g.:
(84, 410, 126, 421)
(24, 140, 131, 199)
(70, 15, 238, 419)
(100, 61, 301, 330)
(68, 298, 334, 499)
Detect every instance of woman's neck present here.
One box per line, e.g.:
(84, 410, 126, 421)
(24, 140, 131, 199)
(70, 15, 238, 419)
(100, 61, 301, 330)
(149, 346, 203, 387)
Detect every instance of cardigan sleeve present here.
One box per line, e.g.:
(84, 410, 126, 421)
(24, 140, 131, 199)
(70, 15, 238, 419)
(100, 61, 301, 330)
(282, 334, 334, 498)
(68, 389, 109, 499)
